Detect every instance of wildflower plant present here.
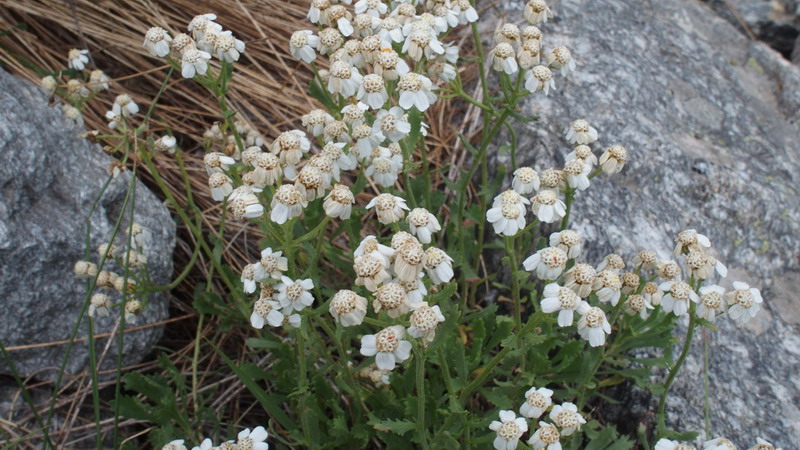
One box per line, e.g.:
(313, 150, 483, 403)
(24, 0, 782, 448)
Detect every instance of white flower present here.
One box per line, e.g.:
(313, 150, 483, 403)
(397, 73, 437, 111)
(725, 281, 763, 324)
(402, 27, 445, 62)
(673, 229, 712, 256)
(327, 60, 362, 97)
(624, 294, 655, 319)
(592, 270, 622, 306)
(378, 17, 404, 43)
(373, 48, 410, 81)
(599, 145, 627, 175)
(393, 240, 425, 282)
(321, 141, 358, 172)
(323, 184, 355, 219)
(237, 426, 269, 450)
(301, 108, 332, 136)
(566, 145, 598, 167)
(276, 276, 315, 313)
(191, 438, 214, 450)
(41, 76, 57, 97)
(329, 290, 368, 326)
(204, 152, 236, 174)
(562, 159, 591, 191)
(489, 410, 528, 450)
(696, 285, 726, 321)
(328, 4, 354, 36)
(68, 48, 89, 71)
(188, 14, 220, 42)
(531, 190, 566, 224)
(520, 387, 554, 419)
(357, 74, 389, 110)
(524, 0, 553, 25)
(686, 250, 727, 280)
(643, 281, 664, 306)
(307, 0, 330, 24)
(373, 282, 411, 318)
(354, 254, 392, 292)
(659, 280, 699, 316)
(240, 263, 263, 293)
(407, 302, 445, 345)
(208, 172, 233, 201)
(228, 186, 265, 219)
(354, 235, 395, 266)
(89, 70, 110, 92)
(487, 190, 530, 236)
(252, 153, 282, 187)
(564, 120, 598, 146)
(703, 437, 736, 450)
(406, 208, 441, 244)
(66, 79, 89, 100)
(162, 439, 187, 450)
(523, 247, 568, 281)
(423, 247, 454, 284)
(512, 167, 540, 194)
(272, 129, 311, 178)
(655, 438, 696, 450)
(250, 298, 284, 328)
(270, 184, 307, 224)
(89, 293, 111, 318)
(352, 122, 385, 157)
(124, 300, 141, 324)
(577, 306, 611, 347)
(365, 151, 403, 187)
(113, 94, 139, 117)
(256, 247, 289, 280)
(549, 402, 585, 436)
(63, 105, 83, 126)
(144, 27, 172, 57)
(181, 48, 212, 78)
(295, 165, 328, 201)
(748, 437, 780, 450)
(490, 43, 519, 75)
(395, 275, 427, 304)
(154, 135, 177, 154)
(525, 65, 555, 94)
(541, 283, 584, 327)
(366, 193, 409, 224)
(360, 325, 412, 370)
(374, 107, 411, 142)
(549, 230, 581, 259)
(452, 0, 479, 24)
(214, 31, 246, 62)
(528, 421, 561, 450)
(548, 46, 576, 76)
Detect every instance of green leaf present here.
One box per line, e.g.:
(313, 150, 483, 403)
(309, 80, 338, 111)
(370, 418, 418, 436)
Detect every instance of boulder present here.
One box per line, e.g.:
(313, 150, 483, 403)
(0, 69, 175, 381)
(494, 0, 800, 446)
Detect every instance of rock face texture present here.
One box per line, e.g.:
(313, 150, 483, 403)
(0, 69, 175, 380)
(495, 0, 800, 446)
(706, 0, 800, 59)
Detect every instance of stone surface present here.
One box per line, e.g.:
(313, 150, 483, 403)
(706, 0, 800, 59)
(0, 68, 175, 380)
(495, 0, 800, 446)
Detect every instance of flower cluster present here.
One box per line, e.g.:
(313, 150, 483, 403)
(490, 389, 586, 450)
(487, 118, 624, 236)
(74, 223, 151, 323)
(42, 48, 113, 127)
(162, 426, 269, 450)
(655, 436, 781, 450)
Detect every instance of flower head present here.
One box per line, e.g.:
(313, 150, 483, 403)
(523, 247, 568, 280)
(270, 184, 307, 224)
(725, 281, 763, 324)
(360, 325, 412, 370)
(407, 302, 446, 344)
(237, 426, 269, 450)
(144, 27, 172, 57)
(541, 283, 585, 326)
(276, 277, 315, 313)
(577, 306, 611, 347)
(329, 290, 368, 326)
(487, 190, 530, 236)
(366, 193, 409, 224)
(658, 280, 699, 316)
(489, 410, 528, 450)
(520, 386, 553, 419)
(599, 145, 627, 174)
(423, 247, 454, 284)
(531, 189, 566, 223)
(528, 421, 561, 450)
(68, 48, 89, 71)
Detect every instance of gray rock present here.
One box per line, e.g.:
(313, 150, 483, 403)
(705, 0, 800, 59)
(0, 68, 175, 381)
(494, 0, 800, 446)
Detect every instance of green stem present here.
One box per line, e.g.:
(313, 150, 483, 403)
(297, 324, 313, 446)
(415, 349, 431, 450)
(703, 329, 711, 438)
(295, 216, 331, 244)
(86, 317, 102, 449)
(504, 236, 522, 332)
(559, 189, 575, 230)
(656, 310, 698, 435)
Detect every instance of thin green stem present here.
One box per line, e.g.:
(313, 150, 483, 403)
(703, 329, 712, 438)
(415, 349, 431, 450)
(504, 236, 522, 332)
(559, 189, 576, 230)
(656, 310, 698, 435)
(192, 313, 205, 417)
(296, 324, 313, 446)
(86, 317, 102, 449)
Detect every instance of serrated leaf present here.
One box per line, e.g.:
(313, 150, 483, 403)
(370, 418, 418, 436)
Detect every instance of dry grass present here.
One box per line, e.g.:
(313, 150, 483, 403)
(0, 0, 483, 446)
